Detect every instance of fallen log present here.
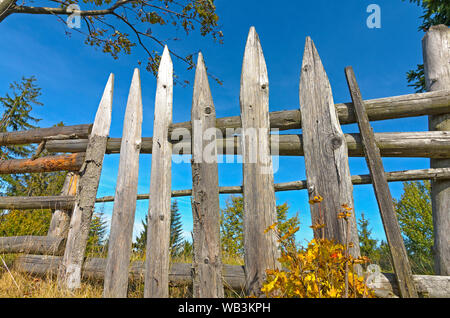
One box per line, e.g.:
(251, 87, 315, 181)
(46, 131, 450, 159)
(0, 153, 85, 174)
(0, 124, 92, 146)
(14, 254, 450, 297)
(0, 196, 75, 210)
(0, 236, 65, 255)
(95, 168, 450, 203)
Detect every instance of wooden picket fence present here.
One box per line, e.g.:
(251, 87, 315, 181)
(1, 25, 450, 298)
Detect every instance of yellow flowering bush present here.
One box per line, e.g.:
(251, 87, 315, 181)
(262, 199, 375, 298)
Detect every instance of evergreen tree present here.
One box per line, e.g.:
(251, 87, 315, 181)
(220, 196, 300, 258)
(357, 212, 378, 259)
(133, 216, 148, 254)
(170, 200, 184, 258)
(0, 77, 66, 236)
(180, 239, 193, 259)
(134, 200, 184, 257)
(0, 76, 42, 161)
(394, 181, 434, 274)
(86, 210, 109, 255)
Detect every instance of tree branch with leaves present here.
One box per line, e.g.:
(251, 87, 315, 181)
(0, 0, 223, 84)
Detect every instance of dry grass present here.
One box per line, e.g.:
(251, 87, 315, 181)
(0, 253, 244, 298)
(0, 270, 103, 298)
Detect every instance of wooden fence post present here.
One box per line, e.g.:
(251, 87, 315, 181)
(47, 172, 79, 239)
(345, 66, 418, 298)
(299, 37, 360, 257)
(144, 46, 173, 298)
(423, 25, 450, 276)
(103, 69, 143, 298)
(58, 74, 114, 290)
(190, 52, 224, 298)
(240, 27, 280, 296)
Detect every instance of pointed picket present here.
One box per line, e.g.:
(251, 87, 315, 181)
(240, 27, 280, 296)
(299, 37, 360, 257)
(58, 74, 114, 290)
(190, 52, 224, 298)
(144, 46, 173, 298)
(104, 69, 143, 298)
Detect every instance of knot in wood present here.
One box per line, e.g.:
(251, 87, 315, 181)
(261, 84, 267, 90)
(302, 64, 311, 73)
(330, 135, 343, 150)
(159, 215, 165, 221)
(204, 258, 209, 264)
(204, 106, 212, 115)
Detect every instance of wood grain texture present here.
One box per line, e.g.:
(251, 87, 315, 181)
(0, 153, 85, 174)
(168, 89, 450, 134)
(240, 27, 279, 296)
(0, 236, 65, 255)
(300, 37, 360, 257)
(46, 131, 450, 159)
(48, 172, 79, 239)
(145, 46, 173, 298)
(190, 53, 224, 298)
(58, 74, 114, 290)
(0, 124, 92, 146)
(14, 255, 450, 298)
(104, 69, 143, 298)
(423, 25, 450, 276)
(0, 196, 75, 210)
(345, 66, 417, 298)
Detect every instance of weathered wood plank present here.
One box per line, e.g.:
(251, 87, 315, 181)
(300, 37, 360, 257)
(0, 153, 85, 174)
(0, 124, 92, 146)
(145, 46, 173, 298)
(0, 236, 65, 255)
(13, 255, 450, 298)
(58, 74, 114, 290)
(240, 27, 280, 296)
(0, 196, 75, 210)
(47, 172, 79, 239)
(168, 89, 450, 135)
(423, 25, 450, 276)
(345, 66, 417, 298)
(46, 131, 450, 159)
(190, 53, 224, 298)
(104, 69, 143, 298)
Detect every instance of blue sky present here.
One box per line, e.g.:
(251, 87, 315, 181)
(0, 0, 430, 245)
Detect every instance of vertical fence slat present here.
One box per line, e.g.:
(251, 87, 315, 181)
(103, 69, 143, 298)
(190, 52, 224, 298)
(423, 25, 450, 276)
(144, 46, 173, 298)
(345, 66, 417, 298)
(299, 37, 360, 257)
(58, 74, 114, 290)
(240, 26, 280, 296)
(47, 172, 79, 239)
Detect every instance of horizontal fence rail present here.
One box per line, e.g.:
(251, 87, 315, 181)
(94, 168, 450, 203)
(0, 153, 85, 174)
(0, 236, 65, 255)
(168, 89, 450, 134)
(45, 131, 450, 158)
(0, 196, 75, 210)
(0, 124, 92, 146)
